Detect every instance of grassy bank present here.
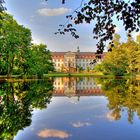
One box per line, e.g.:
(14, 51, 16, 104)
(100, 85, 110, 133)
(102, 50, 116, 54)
(0, 73, 139, 81)
(44, 72, 113, 77)
(44, 72, 139, 79)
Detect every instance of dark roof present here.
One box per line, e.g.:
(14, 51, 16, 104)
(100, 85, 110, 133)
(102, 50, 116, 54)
(51, 52, 65, 56)
(51, 52, 106, 58)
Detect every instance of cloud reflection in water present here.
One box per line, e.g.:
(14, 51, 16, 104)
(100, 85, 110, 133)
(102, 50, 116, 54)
(106, 111, 117, 121)
(37, 129, 70, 139)
(72, 121, 91, 128)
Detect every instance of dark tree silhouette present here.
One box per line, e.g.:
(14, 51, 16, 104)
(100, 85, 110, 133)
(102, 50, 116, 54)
(0, 0, 5, 12)
(55, 0, 140, 53)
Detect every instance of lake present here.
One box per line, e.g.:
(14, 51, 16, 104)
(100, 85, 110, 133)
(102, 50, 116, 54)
(0, 77, 140, 140)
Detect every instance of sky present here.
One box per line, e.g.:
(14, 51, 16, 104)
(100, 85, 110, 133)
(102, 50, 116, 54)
(4, 0, 139, 52)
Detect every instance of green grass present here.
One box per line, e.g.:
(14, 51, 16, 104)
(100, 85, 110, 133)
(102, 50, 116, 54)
(44, 72, 139, 79)
(44, 72, 109, 77)
(0, 73, 139, 80)
(45, 73, 70, 77)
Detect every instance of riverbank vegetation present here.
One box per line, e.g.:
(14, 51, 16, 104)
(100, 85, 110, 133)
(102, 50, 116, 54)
(95, 34, 140, 76)
(0, 13, 54, 78)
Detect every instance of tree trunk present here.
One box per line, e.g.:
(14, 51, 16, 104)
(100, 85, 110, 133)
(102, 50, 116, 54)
(8, 56, 14, 78)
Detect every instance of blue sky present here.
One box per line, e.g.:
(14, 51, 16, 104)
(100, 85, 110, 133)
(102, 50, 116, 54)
(4, 0, 138, 52)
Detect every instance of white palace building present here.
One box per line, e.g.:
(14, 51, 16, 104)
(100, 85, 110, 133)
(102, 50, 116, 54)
(51, 49, 105, 72)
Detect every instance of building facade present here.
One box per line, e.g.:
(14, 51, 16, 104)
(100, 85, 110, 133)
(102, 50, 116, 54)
(52, 51, 105, 72)
(53, 77, 103, 97)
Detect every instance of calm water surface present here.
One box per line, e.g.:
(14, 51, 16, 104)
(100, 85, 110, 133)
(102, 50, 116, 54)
(0, 77, 140, 140)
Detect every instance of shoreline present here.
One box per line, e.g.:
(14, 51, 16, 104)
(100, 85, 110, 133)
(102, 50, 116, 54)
(0, 73, 139, 82)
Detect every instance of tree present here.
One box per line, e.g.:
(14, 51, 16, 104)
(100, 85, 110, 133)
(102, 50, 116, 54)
(86, 66, 90, 72)
(108, 34, 121, 51)
(26, 44, 54, 78)
(95, 34, 140, 76)
(0, 13, 54, 77)
(55, 0, 140, 53)
(0, 13, 32, 77)
(136, 33, 140, 45)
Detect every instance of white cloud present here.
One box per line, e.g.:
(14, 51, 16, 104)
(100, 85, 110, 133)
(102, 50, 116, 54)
(37, 7, 71, 17)
(32, 37, 46, 45)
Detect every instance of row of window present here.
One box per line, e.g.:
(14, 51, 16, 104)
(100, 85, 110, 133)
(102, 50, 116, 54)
(54, 86, 100, 90)
(53, 59, 63, 62)
(64, 63, 75, 67)
(76, 59, 95, 62)
(53, 59, 96, 62)
(77, 86, 100, 90)
(54, 81, 97, 86)
(54, 63, 96, 68)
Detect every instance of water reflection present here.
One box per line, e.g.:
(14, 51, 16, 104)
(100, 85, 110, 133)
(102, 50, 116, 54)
(53, 77, 103, 97)
(0, 79, 53, 140)
(71, 121, 91, 128)
(0, 77, 140, 140)
(96, 78, 140, 123)
(37, 129, 70, 139)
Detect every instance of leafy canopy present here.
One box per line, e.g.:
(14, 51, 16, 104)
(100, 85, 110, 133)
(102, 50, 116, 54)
(55, 0, 140, 53)
(0, 12, 54, 77)
(95, 34, 140, 76)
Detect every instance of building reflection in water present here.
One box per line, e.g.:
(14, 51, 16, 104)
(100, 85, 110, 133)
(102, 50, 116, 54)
(53, 77, 103, 98)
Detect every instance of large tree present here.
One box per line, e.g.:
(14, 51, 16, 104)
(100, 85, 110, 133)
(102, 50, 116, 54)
(25, 44, 54, 78)
(0, 13, 54, 77)
(0, 13, 32, 77)
(55, 0, 140, 53)
(95, 34, 140, 76)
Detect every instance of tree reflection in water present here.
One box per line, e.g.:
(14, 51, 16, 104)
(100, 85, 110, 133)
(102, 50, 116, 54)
(0, 79, 53, 140)
(1, 77, 140, 139)
(96, 78, 140, 123)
